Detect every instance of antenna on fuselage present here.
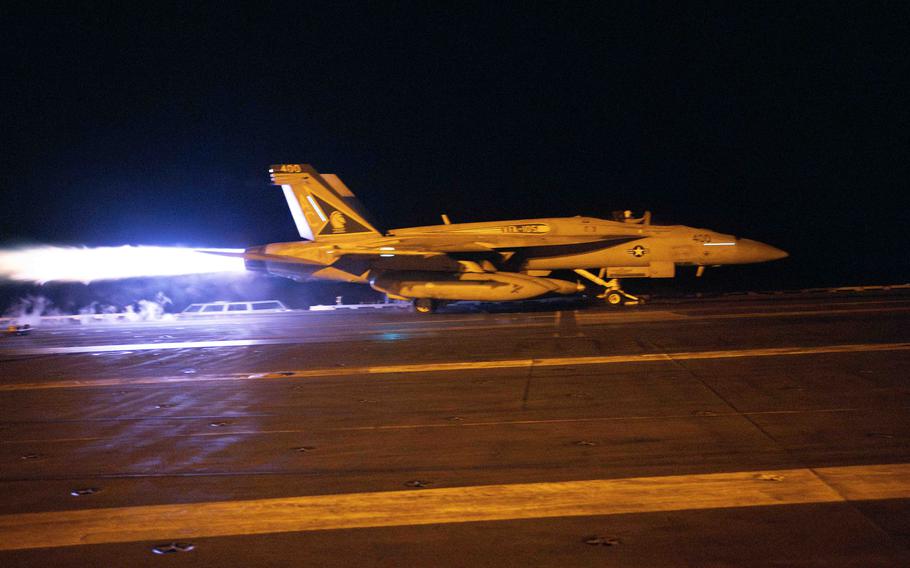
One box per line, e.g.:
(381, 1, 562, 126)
(441, 213, 452, 225)
(611, 211, 652, 225)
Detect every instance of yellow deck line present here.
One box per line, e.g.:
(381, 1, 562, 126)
(294, 341, 910, 377)
(0, 463, 908, 551)
(577, 305, 910, 322)
(2, 342, 909, 392)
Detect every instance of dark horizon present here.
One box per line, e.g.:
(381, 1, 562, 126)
(2, 4, 909, 309)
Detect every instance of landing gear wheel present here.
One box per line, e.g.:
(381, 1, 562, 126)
(605, 291, 624, 306)
(413, 298, 436, 314)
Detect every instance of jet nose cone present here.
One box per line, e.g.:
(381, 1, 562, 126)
(739, 239, 789, 263)
(768, 246, 789, 261)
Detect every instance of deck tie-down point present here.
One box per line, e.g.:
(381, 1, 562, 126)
(584, 536, 621, 546)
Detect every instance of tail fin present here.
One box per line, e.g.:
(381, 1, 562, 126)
(269, 164, 382, 241)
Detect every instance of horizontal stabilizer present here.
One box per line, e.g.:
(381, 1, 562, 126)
(198, 248, 322, 265)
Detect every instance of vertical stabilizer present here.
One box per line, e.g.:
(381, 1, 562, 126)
(269, 164, 382, 241)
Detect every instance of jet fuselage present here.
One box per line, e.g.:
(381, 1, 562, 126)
(239, 165, 788, 308)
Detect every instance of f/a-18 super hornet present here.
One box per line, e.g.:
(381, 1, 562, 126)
(236, 164, 787, 313)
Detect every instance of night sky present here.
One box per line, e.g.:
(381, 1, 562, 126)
(2, 4, 909, 306)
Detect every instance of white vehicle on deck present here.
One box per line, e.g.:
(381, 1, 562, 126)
(180, 300, 290, 316)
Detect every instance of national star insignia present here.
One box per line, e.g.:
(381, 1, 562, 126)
(628, 245, 648, 257)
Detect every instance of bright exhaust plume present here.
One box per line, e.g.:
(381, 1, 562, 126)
(0, 246, 246, 283)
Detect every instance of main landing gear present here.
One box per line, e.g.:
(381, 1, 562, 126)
(413, 298, 438, 314)
(573, 269, 641, 307)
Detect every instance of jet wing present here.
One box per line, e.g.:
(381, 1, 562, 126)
(316, 234, 498, 256)
(318, 233, 627, 261)
(325, 246, 448, 257)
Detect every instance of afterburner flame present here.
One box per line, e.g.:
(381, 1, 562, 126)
(0, 246, 246, 283)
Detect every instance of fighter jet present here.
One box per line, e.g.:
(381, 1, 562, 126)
(237, 164, 787, 313)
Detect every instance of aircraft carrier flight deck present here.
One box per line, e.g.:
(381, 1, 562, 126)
(1, 290, 909, 567)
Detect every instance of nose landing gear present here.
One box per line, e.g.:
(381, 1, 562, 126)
(573, 269, 641, 307)
(604, 290, 625, 306)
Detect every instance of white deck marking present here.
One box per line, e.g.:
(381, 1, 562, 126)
(333, 406, 890, 431)
(1, 342, 909, 392)
(0, 463, 908, 551)
(2, 338, 293, 355)
(3, 303, 909, 356)
(2, 406, 883, 445)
